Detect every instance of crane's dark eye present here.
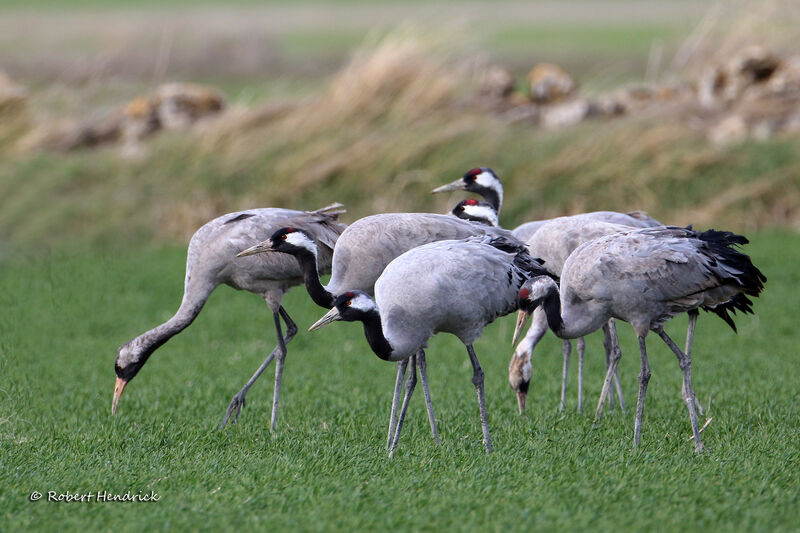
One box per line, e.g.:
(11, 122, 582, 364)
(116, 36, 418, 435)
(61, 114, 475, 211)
(281, 234, 287, 240)
(345, 300, 351, 307)
(466, 175, 476, 181)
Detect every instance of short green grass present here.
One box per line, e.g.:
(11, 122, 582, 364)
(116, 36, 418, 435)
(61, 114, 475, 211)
(1, 232, 797, 531)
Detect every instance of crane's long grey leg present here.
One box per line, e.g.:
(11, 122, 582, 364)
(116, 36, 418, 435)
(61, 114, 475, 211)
(608, 319, 626, 412)
(659, 329, 705, 453)
(269, 308, 292, 432)
(613, 365, 627, 414)
(559, 340, 571, 412)
(606, 340, 615, 411)
(386, 358, 409, 450)
(576, 337, 585, 413)
(633, 336, 651, 449)
(683, 310, 703, 415)
(467, 344, 492, 453)
(607, 320, 626, 414)
(416, 349, 440, 445)
(389, 354, 417, 458)
(595, 322, 622, 420)
(598, 319, 626, 414)
(220, 306, 297, 429)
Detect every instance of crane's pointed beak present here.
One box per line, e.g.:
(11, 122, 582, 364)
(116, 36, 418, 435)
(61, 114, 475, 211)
(516, 390, 527, 414)
(512, 310, 531, 347)
(309, 307, 342, 332)
(237, 241, 274, 258)
(431, 179, 465, 194)
(112, 377, 127, 415)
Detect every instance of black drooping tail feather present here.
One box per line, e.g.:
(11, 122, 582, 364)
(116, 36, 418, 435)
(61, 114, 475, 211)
(697, 228, 767, 332)
(484, 235, 549, 274)
(481, 235, 555, 293)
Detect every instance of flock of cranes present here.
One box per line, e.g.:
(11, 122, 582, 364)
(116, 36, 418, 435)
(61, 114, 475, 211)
(113, 167, 766, 455)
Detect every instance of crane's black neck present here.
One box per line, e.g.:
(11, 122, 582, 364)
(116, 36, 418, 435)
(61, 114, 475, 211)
(295, 249, 335, 309)
(118, 286, 210, 381)
(360, 310, 394, 361)
(478, 187, 502, 213)
(541, 286, 566, 337)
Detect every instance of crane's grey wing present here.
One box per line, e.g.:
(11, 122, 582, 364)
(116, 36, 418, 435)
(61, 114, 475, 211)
(581, 211, 661, 228)
(186, 207, 345, 288)
(512, 220, 549, 242)
(525, 217, 633, 276)
(624, 210, 661, 227)
(327, 213, 517, 295)
(282, 203, 347, 251)
(381, 239, 533, 325)
(565, 226, 765, 330)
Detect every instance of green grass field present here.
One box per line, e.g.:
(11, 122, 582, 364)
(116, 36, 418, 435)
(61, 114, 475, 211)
(1, 231, 797, 531)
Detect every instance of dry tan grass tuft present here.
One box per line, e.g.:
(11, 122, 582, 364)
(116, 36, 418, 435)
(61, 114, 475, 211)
(2, 19, 800, 246)
(673, 0, 800, 75)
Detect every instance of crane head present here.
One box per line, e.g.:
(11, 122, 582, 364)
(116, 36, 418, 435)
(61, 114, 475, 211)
(308, 291, 375, 331)
(112, 339, 155, 415)
(237, 227, 318, 258)
(508, 355, 532, 414)
(450, 199, 499, 226)
(432, 167, 500, 194)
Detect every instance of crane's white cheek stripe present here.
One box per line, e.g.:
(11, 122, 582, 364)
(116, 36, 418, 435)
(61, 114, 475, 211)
(463, 206, 498, 225)
(474, 171, 499, 190)
(284, 232, 317, 254)
(349, 294, 377, 312)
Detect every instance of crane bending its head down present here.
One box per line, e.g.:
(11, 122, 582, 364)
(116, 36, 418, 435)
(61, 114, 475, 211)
(511, 226, 766, 451)
(112, 204, 345, 431)
(306, 235, 548, 454)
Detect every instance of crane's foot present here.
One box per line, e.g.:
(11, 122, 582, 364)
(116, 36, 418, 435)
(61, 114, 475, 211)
(219, 390, 248, 429)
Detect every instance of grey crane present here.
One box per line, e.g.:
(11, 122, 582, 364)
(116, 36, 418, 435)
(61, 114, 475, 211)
(112, 204, 346, 432)
(236, 212, 515, 449)
(510, 215, 655, 415)
(513, 226, 766, 451)
(308, 235, 548, 455)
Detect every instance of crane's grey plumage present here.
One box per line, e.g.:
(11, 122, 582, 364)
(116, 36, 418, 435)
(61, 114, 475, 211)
(319, 213, 516, 304)
(512, 210, 660, 242)
(113, 204, 346, 432)
(511, 220, 549, 242)
(513, 226, 766, 451)
(238, 212, 518, 449)
(309, 235, 548, 455)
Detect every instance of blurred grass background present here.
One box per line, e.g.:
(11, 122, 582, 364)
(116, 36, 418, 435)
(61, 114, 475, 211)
(5, 0, 798, 250)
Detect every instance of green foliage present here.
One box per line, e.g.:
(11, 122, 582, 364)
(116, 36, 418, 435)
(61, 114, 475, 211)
(1, 233, 797, 531)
